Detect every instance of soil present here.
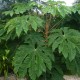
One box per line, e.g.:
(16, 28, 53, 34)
(0, 74, 27, 80)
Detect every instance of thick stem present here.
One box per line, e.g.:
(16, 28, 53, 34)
(45, 14, 51, 42)
(45, 20, 49, 39)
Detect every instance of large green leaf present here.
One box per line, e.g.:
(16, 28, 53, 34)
(3, 1, 36, 16)
(13, 32, 54, 80)
(41, 0, 72, 17)
(5, 15, 44, 37)
(24, 32, 45, 46)
(48, 27, 80, 61)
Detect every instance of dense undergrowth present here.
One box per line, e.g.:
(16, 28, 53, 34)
(0, 0, 80, 80)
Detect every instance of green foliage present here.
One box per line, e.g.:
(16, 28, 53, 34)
(48, 27, 80, 61)
(51, 66, 64, 80)
(13, 32, 54, 80)
(0, 0, 80, 80)
(0, 46, 12, 77)
(41, 0, 72, 17)
(73, 3, 80, 14)
(0, 28, 6, 41)
(4, 15, 44, 37)
(3, 1, 36, 16)
(66, 54, 80, 75)
(39, 64, 64, 80)
(74, 0, 80, 5)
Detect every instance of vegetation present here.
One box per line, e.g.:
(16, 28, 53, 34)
(74, 0, 80, 4)
(0, 0, 80, 80)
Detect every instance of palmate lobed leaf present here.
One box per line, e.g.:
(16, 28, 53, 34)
(3, 1, 37, 16)
(48, 27, 80, 61)
(4, 15, 44, 37)
(4, 16, 28, 37)
(41, 0, 72, 17)
(13, 32, 54, 80)
(24, 32, 45, 46)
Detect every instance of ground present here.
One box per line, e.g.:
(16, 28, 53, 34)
(0, 75, 80, 80)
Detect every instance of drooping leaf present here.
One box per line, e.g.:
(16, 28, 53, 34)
(40, 65, 64, 80)
(41, 0, 72, 17)
(13, 32, 54, 80)
(48, 27, 80, 61)
(51, 69, 64, 80)
(3, 11, 14, 17)
(66, 54, 80, 76)
(5, 15, 44, 37)
(3, 1, 37, 16)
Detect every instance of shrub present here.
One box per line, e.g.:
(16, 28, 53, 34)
(0, 0, 80, 80)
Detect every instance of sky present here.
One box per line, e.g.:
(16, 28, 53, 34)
(55, 0, 75, 6)
(41, 0, 75, 6)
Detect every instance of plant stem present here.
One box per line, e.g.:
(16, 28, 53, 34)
(45, 14, 52, 42)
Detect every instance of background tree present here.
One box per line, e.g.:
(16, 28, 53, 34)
(74, 0, 80, 4)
